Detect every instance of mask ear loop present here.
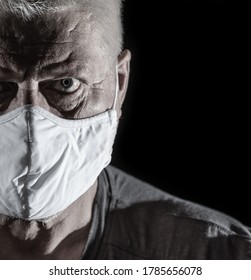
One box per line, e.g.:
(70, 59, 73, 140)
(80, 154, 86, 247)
(112, 65, 119, 110)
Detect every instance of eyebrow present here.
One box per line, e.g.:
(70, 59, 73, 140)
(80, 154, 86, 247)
(0, 51, 92, 84)
(0, 65, 22, 81)
(38, 54, 91, 82)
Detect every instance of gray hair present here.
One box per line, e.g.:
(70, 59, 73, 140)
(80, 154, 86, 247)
(0, 0, 61, 19)
(0, 0, 124, 56)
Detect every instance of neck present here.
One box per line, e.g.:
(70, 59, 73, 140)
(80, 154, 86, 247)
(0, 182, 97, 260)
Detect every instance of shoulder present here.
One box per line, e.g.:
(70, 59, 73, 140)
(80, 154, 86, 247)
(101, 166, 251, 259)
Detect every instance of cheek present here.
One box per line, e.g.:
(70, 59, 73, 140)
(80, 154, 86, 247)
(47, 85, 115, 119)
(41, 88, 89, 115)
(77, 87, 114, 118)
(75, 74, 116, 119)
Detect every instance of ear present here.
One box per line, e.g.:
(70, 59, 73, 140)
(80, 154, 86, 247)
(116, 49, 131, 116)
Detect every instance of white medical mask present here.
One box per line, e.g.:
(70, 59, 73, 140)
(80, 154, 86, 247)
(0, 75, 118, 221)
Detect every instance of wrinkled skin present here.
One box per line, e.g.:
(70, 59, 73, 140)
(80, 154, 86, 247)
(0, 6, 131, 259)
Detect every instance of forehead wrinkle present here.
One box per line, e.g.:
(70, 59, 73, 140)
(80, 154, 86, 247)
(0, 15, 95, 60)
(0, 9, 92, 44)
(0, 9, 111, 83)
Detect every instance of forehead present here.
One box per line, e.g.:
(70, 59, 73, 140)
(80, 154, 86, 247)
(0, 8, 110, 81)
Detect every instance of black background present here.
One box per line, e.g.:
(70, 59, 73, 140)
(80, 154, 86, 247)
(112, 1, 249, 226)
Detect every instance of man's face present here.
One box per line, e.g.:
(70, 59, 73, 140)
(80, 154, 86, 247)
(0, 7, 117, 119)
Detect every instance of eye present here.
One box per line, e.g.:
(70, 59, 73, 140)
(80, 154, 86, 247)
(49, 78, 81, 94)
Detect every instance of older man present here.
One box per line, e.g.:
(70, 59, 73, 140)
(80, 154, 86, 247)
(0, 0, 250, 260)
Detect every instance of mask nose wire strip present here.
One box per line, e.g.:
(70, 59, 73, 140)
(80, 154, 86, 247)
(27, 111, 34, 143)
(21, 110, 34, 219)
